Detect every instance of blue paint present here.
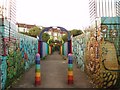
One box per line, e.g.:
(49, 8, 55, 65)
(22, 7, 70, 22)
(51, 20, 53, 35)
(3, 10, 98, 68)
(19, 34, 38, 70)
(68, 60, 73, 64)
(68, 56, 73, 61)
(64, 42, 68, 56)
(40, 41, 43, 58)
(68, 64, 73, 68)
(1, 56, 7, 90)
(35, 60, 40, 64)
(39, 26, 71, 41)
(35, 65, 41, 69)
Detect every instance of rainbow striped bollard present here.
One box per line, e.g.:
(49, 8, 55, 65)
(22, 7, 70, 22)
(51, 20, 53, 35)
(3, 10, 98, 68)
(68, 53, 73, 84)
(35, 53, 41, 86)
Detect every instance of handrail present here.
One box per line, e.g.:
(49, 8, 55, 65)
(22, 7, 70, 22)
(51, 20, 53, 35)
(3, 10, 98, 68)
(102, 59, 120, 72)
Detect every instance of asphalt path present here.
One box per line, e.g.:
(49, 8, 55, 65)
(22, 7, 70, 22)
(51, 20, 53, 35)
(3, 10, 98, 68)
(12, 51, 93, 88)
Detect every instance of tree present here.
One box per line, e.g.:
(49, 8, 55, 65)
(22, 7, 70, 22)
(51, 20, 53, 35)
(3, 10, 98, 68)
(28, 26, 41, 37)
(28, 26, 50, 42)
(42, 33, 50, 42)
(18, 26, 50, 42)
(62, 29, 83, 42)
(62, 34, 68, 42)
(70, 29, 83, 37)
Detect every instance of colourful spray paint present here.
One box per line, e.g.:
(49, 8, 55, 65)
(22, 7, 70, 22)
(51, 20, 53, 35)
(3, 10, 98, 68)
(45, 43, 48, 56)
(42, 42, 45, 57)
(68, 53, 73, 84)
(47, 44, 49, 55)
(72, 34, 85, 71)
(35, 53, 41, 86)
(60, 45, 62, 55)
(38, 41, 49, 59)
(51, 45, 53, 54)
(72, 17, 120, 88)
(43, 42, 48, 57)
(64, 42, 68, 56)
(49, 45, 51, 54)
(62, 44, 64, 55)
(1, 18, 38, 90)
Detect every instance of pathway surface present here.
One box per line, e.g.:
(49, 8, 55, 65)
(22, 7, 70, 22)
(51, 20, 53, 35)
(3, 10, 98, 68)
(12, 51, 93, 88)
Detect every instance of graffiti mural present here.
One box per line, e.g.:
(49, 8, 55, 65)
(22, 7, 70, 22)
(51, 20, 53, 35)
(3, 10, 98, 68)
(0, 19, 38, 89)
(73, 17, 120, 88)
(72, 34, 86, 71)
(99, 17, 120, 88)
(1, 34, 38, 89)
(42, 42, 49, 58)
(63, 42, 68, 56)
(5, 40, 24, 88)
(1, 56, 7, 90)
(85, 17, 120, 88)
(19, 34, 38, 70)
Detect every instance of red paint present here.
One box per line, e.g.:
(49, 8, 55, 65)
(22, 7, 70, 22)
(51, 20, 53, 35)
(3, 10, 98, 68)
(35, 80, 41, 86)
(68, 75, 73, 80)
(35, 77, 41, 81)
(68, 80, 73, 84)
(38, 41, 40, 54)
(24, 53, 28, 60)
(50, 45, 52, 54)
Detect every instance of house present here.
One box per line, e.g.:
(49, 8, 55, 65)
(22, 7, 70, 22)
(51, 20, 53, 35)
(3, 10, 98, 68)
(16, 23, 36, 32)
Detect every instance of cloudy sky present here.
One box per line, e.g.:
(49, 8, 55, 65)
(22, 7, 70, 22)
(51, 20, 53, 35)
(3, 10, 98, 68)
(16, 0, 90, 30)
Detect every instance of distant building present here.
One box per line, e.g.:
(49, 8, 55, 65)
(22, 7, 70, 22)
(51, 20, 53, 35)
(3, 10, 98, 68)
(16, 23, 36, 32)
(0, 0, 17, 40)
(116, 0, 120, 16)
(89, 0, 120, 23)
(47, 28, 66, 41)
(0, 0, 16, 24)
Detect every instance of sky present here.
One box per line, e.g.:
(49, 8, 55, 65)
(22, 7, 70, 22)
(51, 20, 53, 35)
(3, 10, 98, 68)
(16, 0, 90, 30)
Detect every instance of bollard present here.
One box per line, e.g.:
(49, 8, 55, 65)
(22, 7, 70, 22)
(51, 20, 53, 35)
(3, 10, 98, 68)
(35, 53, 41, 86)
(68, 53, 73, 84)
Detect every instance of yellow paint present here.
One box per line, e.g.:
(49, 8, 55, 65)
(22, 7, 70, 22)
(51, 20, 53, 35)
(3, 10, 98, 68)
(107, 81, 113, 87)
(35, 72, 41, 77)
(60, 46, 62, 55)
(100, 41, 119, 70)
(68, 71, 73, 76)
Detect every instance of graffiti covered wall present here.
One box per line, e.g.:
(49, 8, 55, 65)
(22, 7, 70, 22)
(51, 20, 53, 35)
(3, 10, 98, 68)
(42, 42, 49, 58)
(72, 34, 86, 71)
(0, 19, 38, 90)
(64, 42, 68, 56)
(18, 34, 38, 70)
(72, 17, 120, 88)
